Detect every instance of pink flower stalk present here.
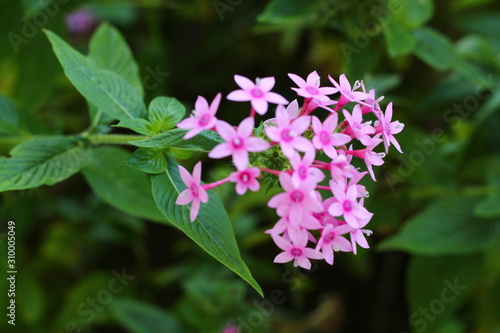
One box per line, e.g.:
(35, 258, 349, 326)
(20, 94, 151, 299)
(374, 102, 404, 153)
(316, 224, 352, 265)
(209, 117, 269, 170)
(273, 232, 322, 269)
(264, 107, 313, 158)
(176, 162, 209, 222)
(288, 71, 338, 102)
(329, 74, 369, 109)
(328, 183, 373, 228)
(228, 167, 261, 195)
(268, 172, 323, 226)
(177, 93, 221, 139)
(311, 114, 351, 159)
(346, 135, 385, 181)
(227, 75, 288, 115)
(342, 105, 376, 146)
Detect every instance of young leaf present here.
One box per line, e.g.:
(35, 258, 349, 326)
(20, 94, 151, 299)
(148, 97, 186, 134)
(115, 118, 154, 136)
(0, 136, 91, 192)
(378, 196, 500, 255)
(89, 22, 144, 96)
(82, 146, 166, 223)
(151, 157, 263, 296)
(383, 21, 416, 57)
(110, 298, 182, 333)
(130, 128, 223, 152)
(124, 148, 167, 174)
(44, 30, 147, 122)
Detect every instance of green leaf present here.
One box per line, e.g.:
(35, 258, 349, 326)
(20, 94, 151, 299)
(82, 146, 166, 222)
(115, 118, 154, 136)
(89, 22, 143, 96)
(379, 196, 500, 255)
(124, 148, 167, 174)
(44, 30, 147, 122)
(0, 94, 24, 135)
(148, 97, 186, 134)
(0, 137, 91, 192)
(413, 28, 458, 71)
(151, 157, 263, 296)
(474, 194, 500, 218)
(407, 254, 482, 333)
(393, 0, 434, 29)
(130, 129, 223, 152)
(383, 21, 416, 57)
(110, 298, 181, 333)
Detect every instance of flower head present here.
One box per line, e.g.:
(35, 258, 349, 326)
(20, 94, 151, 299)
(175, 162, 209, 222)
(288, 71, 337, 101)
(227, 75, 288, 115)
(177, 93, 221, 139)
(209, 117, 269, 170)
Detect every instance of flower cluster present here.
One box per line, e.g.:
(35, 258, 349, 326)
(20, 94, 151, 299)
(175, 71, 404, 269)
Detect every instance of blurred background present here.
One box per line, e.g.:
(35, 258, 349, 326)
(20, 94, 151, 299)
(1, 0, 500, 332)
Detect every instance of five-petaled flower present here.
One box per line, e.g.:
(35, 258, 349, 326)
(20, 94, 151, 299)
(175, 161, 209, 222)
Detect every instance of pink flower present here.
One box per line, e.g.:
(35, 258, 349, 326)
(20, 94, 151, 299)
(177, 93, 221, 139)
(209, 117, 269, 170)
(289, 150, 325, 187)
(316, 224, 352, 265)
(228, 167, 261, 195)
(342, 105, 375, 146)
(350, 227, 373, 255)
(311, 114, 351, 159)
(175, 162, 209, 222)
(264, 107, 313, 158)
(374, 102, 404, 153)
(328, 183, 373, 228)
(288, 71, 337, 101)
(268, 172, 323, 226)
(227, 75, 288, 115)
(263, 100, 299, 128)
(346, 135, 385, 181)
(273, 232, 322, 269)
(329, 74, 369, 107)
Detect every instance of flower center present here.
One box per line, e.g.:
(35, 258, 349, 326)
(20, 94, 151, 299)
(320, 131, 331, 144)
(343, 200, 352, 212)
(290, 190, 304, 203)
(298, 165, 308, 179)
(198, 114, 210, 126)
(323, 232, 335, 243)
(190, 183, 199, 198)
(240, 172, 250, 183)
(251, 88, 264, 98)
(281, 129, 294, 142)
(232, 137, 244, 148)
(290, 248, 302, 257)
(306, 86, 318, 95)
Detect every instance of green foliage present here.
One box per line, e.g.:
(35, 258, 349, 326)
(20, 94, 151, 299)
(0, 137, 91, 191)
(379, 196, 500, 255)
(45, 30, 147, 122)
(110, 298, 182, 333)
(151, 156, 263, 296)
(131, 128, 223, 152)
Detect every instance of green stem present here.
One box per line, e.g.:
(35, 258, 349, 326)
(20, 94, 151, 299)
(85, 134, 146, 145)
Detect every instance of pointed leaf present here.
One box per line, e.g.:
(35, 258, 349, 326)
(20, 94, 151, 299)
(0, 136, 91, 192)
(89, 22, 143, 96)
(151, 157, 263, 296)
(44, 30, 147, 122)
(82, 147, 166, 222)
(148, 97, 185, 134)
(130, 128, 223, 152)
